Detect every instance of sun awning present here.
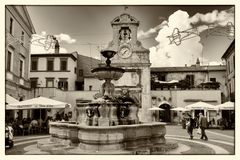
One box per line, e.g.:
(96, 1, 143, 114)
(185, 101, 217, 110)
(7, 96, 68, 110)
(215, 101, 234, 110)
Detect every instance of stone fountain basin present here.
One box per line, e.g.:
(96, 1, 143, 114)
(91, 67, 125, 81)
(49, 122, 166, 151)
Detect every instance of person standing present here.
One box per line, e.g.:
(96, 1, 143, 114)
(199, 113, 208, 141)
(186, 114, 195, 140)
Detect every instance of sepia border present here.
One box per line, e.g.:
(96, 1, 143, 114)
(0, 0, 239, 160)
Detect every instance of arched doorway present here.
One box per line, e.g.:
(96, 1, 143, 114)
(159, 102, 171, 122)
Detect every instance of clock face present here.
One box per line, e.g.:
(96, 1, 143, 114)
(118, 46, 132, 58)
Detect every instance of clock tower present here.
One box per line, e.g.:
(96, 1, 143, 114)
(102, 13, 152, 122)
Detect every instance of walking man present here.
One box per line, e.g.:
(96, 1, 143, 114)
(199, 113, 208, 141)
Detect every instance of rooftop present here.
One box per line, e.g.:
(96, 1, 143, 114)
(151, 65, 226, 73)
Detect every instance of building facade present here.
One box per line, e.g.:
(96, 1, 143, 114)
(5, 6, 36, 100)
(29, 52, 78, 92)
(221, 40, 235, 102)
(150, 61, 226, 123)
(151, 61, 227, 100)
(75, 54, 101, 91)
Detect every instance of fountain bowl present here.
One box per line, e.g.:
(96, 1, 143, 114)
(101, 49, 117, 59)
(91, 67, 125, 80)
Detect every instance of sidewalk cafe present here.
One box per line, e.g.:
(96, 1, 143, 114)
(6, 96, 69, 135)
(184, 101, 235, 129)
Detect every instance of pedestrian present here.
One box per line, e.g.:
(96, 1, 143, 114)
(55, 112, 61, 121)
(199, 113, 208, 141)
(64, 114, 69, 121)
(186, 114, 195, 140)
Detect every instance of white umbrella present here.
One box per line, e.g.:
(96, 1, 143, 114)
(168, 80, 179, 84)
(6, 94, 19, 104)
(7, 96, 68, 110)
(148, 107, 164, 111)
(171, 107, 189, 112)
(216, 101, 234, 110)
(185, 101, 216, 110)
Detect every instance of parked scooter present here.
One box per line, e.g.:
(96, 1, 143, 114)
(5, 124, 14, 148)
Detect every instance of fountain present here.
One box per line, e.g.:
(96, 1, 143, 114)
(37, 49, 178, 154)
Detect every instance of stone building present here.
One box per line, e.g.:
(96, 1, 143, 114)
(29, 47, 78, 91)
(221, 40, 235, 102)
(150, 60, 226, 123)
(75, 54, 101, 91)
(5, 6, 36, 101)
(5, 6, 36, 120)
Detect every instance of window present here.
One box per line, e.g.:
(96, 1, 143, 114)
(89, 85, 92, 91)
(186, 74, 194, 87)
(31, 58, 38, 71)
(7, 51, 12, 71)
(60, 59, 67, 71)
(19, 59, 23, 77)
(58, 78, 68, 91)
(210, 78, 216, 82)
(9, 17, 13, 35)
(46, 78, 54, 87)
(79, 69, 83, 76)
(74, 67, 76, 74)
(47, 59, 54, 71)
(233, 55, 235, 70)
(21, 31, 24, 46)
(30, 78, 38, 88)
(228, 61, 230, 74)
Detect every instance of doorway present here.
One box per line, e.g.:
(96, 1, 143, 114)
(159, 103, 171, 122)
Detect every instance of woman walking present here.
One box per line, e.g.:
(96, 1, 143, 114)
(186, 114, 195, 140)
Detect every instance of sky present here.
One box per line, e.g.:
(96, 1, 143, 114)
(27, 5, 234, 67)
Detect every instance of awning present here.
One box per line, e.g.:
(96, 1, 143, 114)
(158, 101, 171, 107)
(7, 96, 69, 110)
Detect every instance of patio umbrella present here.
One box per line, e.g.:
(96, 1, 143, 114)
(7, 96, 68, 110)
(215, 101, 234, 110)
(171, 107, 190, 112)
(148, 107, 164, 111)
(185, 101, 216, 110)
(6, 94, 19, 104)
(7, 96, 69, 128)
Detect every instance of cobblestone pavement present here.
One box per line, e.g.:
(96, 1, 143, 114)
(5, 125, 235, 155)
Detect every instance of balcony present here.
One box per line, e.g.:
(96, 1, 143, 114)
(151, 80, 220, 91)
(6, 71, 30, 89)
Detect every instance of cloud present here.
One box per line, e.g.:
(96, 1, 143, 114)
(137, 20, 168, 39)
(149, 7, 234, 67)
(55, 33, 76, 44)
(190, 7, 234, 27)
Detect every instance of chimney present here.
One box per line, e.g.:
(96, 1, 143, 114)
(53, 37, 60, 54)
(196, 58, 200, 67)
